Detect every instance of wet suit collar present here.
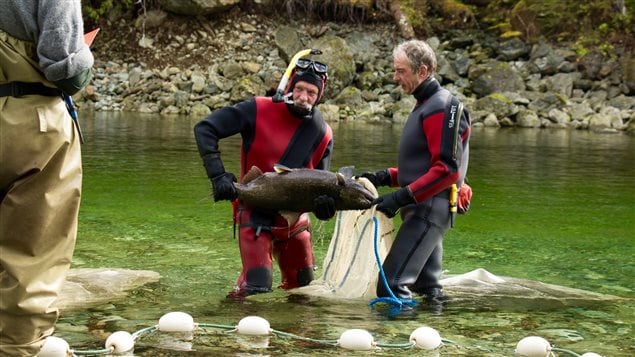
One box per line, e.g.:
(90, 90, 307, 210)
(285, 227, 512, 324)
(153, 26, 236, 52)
(412, 76, 440, 103)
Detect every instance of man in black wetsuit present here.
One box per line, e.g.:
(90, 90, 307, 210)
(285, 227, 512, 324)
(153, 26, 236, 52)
(362, 39, 472, 305)
(194, 58, 335, 299)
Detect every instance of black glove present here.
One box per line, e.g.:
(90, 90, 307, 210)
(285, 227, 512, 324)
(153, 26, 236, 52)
(373, 187, 414, 218)
(359, 169, 391, 187)
(211, 172, 238, 202)
(202, 153, 237, 202)
(313, 195, 336, 220)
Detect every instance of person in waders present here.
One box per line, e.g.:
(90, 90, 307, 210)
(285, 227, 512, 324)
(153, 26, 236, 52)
(194, 57, 335, 299)
(361, 39, 472, 308)
(0, 1, 94, 355)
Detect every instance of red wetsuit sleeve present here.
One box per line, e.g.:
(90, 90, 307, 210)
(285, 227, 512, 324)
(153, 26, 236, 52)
(387, 167, 399, 187)
(407, 112, 460, 203)
(314, 124, 333, 170)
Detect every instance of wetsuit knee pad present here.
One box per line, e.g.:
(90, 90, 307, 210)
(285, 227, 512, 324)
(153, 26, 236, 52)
(244, 267, 273, 294)
(275, 229, 314, 284)
(278, 266, 314, 289)
(296, 267, 314, 287)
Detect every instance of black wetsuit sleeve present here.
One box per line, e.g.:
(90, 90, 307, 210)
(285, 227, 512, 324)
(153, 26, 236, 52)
(193, 99, 256, 177)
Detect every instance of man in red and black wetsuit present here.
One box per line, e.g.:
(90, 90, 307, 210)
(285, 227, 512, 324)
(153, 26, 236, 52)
(362, 40, 472, 306)
(194, 59, 335, 298)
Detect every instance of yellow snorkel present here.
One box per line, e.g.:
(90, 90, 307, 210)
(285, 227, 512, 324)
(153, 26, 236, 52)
(272, 48, 322, 102)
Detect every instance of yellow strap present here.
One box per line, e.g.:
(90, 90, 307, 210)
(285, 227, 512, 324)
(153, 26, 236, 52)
(449, 183, 458, 213)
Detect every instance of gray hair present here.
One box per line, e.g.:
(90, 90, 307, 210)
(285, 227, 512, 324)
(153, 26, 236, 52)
(393, 39, 437, 75)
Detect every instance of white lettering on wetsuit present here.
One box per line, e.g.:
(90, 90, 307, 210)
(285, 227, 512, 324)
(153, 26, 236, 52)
(448, 104, 457, 129)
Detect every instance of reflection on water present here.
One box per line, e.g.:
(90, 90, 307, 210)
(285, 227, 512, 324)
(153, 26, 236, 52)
(58, 111, 634, 356)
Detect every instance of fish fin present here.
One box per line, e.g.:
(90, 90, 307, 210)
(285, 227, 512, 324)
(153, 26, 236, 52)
(336, 172, 346, 186)
(242, 166, 263, 184)
(337, 166, 355, 179)
(273, 163, 293, 174)
(280, 211, 300, 225)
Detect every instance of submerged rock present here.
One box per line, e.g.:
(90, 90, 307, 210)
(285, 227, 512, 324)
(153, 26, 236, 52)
(56, 268, 161, 311)
(440, 268, 624, 309)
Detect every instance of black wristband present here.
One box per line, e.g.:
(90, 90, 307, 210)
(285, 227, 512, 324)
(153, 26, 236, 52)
(394, 187, 414, 206)
(202, 153, 225, 178)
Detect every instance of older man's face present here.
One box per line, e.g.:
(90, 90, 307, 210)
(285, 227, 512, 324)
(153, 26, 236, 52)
(292, 81, 320, 108)
(393, 54, 428, 95)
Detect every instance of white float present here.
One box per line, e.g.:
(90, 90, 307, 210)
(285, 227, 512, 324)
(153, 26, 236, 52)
(37, 336, 70, 357)
(105, 331, 135, 353)
(515, 336, 552, 357)
(158, 311, 195, 332)
(409, 326, 442, 350)
(580, 353, 603, 357)
(337, 329, 375, 350)
(236, 316, 271, 335)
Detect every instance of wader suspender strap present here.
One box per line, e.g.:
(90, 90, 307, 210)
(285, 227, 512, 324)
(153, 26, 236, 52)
(278, 117, 325, 168)
(0, 82, 62, 97)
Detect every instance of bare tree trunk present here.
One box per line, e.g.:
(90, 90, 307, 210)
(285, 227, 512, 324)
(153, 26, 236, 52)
(614, 0, 626, 15)
(387, 0, 415, 39)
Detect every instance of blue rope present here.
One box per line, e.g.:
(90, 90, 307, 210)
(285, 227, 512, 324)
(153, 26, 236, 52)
(368, 216, 418, 314)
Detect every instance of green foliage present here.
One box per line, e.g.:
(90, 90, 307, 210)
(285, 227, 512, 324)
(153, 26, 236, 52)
(478, 0, 518, 27)
(510, 0, 632, 58)
(82, 0, 136, 27)
(522, 0, 607, 38)
(466, 1, 629, 58)
(573, 36, 617, 58)
(489, 92, 513, 104)
(399, 0, 428, 31)
(277, 0, 386, 22)
(610, 7, 633, 36)
(501, 30, 523, 39)
(572, 41, 589, 58)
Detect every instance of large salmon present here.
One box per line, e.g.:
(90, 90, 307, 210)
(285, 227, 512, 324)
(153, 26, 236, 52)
(234, 164, 376, 221)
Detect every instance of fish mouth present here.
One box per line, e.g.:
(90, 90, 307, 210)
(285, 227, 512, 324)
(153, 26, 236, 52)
(349, 180, 377, 205)
(358, 187, 377, 207)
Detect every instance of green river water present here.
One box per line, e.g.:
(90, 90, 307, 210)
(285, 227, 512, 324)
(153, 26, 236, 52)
(57, 111, 633, 356)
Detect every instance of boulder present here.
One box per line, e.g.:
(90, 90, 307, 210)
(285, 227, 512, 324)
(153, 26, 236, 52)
(56, 268, 160, 311)
(468, 60, 525, 97)
(441, 268, 624, 308)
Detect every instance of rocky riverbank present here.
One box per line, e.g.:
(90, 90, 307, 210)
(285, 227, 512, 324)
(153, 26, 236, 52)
(81, 9, 635, 133)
